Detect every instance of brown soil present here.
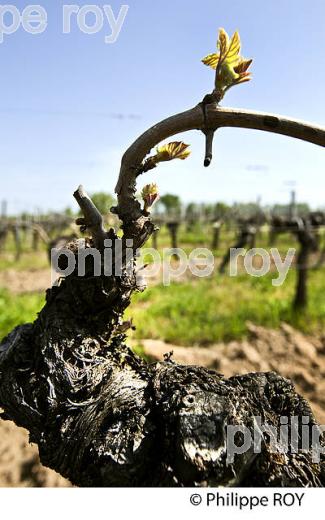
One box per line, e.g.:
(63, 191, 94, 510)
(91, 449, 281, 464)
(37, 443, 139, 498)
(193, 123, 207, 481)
(0, 269, 52, 294)
(0, 420, 70, 487)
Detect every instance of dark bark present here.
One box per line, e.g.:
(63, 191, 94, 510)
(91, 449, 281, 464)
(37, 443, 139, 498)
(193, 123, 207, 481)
(0, 225, 8, 251)
(151, 229, 159, 251)
(269, 216, 319, 311)
(166, 221, 180, 261)
(211, 221, 222, 250)
(32, 228, 40, 251)
(219, 224, 256, 274)
(293, 225, 318, 310)
(13, 225, 22, 261)
(166, 221, 180, 250)
(294, 244, 309, 310)
(269, 228, 278, 247)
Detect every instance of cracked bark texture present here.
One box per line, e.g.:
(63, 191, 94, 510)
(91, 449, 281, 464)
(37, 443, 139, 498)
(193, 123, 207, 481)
(0, 104, 324, 486)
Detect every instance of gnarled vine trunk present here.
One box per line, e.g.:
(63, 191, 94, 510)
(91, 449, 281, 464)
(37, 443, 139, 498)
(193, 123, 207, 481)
(1, 247, 324, 486)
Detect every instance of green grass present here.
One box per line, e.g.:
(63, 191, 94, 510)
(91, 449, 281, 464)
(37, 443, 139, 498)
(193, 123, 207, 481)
(0, 227, 324, 347)
(126, 268, 325, 346)
(1, 268, 324, 346)
(0, 288, 44, 340)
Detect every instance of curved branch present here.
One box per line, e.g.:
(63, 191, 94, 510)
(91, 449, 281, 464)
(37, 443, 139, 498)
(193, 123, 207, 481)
(115, 105, 325, 224)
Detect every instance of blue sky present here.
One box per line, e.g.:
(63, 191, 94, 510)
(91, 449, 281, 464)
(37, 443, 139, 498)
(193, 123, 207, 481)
(0, 0, 324, 214)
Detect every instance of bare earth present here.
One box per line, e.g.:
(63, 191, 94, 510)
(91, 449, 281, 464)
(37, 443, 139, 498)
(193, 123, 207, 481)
(0, 421, 70, 487)
(0, 269, 52, 294)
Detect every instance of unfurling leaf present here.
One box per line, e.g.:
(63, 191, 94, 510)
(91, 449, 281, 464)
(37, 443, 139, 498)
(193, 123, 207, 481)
(218, 28, 230, 62)
(141, 183, 159, 213)
(141, 141, 191, 173)
(155, 141, 191, 162)
(202, 28, 252, 96)
(202, 53, 219, 70)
